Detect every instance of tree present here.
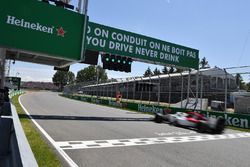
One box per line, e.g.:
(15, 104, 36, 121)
(61, 0, 71, 3)
(77, 65, 95, 83)
(76, 65, 108, 83)
(176, 68, 184, 73)
(162, 66, 168, 74)
(199, 57, 210, 69)
(107, 78, 118, 83)
(96, 65, 108, 83)
(246, 82, 250, 91)
(67, 71, 75, 84)
(242, 82, 247, 90)
(153, 67, 161, 76)
(169, 67, 175, 74)
(52, 71, 75, 90)
(143, 67, 153, 77)
(236, 73, 243, 89)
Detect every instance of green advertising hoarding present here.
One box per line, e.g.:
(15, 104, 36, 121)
(0, 0, 86, 61)
(86, 22, 199, 69)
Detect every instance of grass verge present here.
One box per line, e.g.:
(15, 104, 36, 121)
(12, 94, 62, 167)
(226, 126, 250, 133)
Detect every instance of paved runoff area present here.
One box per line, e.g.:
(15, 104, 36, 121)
(20, 91, 250, 167)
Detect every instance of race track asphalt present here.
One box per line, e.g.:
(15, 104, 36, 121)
(20, 91, 250, 167)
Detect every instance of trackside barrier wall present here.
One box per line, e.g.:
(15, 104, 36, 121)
(61, 93, 250, 129)
(0, 90, 38, 167)
(9, 90, 24, 98)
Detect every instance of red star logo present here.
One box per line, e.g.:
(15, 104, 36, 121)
(56, 27, 66, 37)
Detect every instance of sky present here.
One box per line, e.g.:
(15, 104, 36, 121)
(9, 0, 250, 82)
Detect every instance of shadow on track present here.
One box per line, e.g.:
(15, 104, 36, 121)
(18, 114, 154, 122)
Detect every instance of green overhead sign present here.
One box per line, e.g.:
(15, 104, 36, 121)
(0, 0, 199, 69)
(0, 0, 86, 61)
(86, 22, 199, 69)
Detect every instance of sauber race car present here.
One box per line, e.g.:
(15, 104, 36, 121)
(154, 111, 225, 134)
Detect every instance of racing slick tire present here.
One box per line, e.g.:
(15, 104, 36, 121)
(154, 113, 163, 123)
(214, 117, 225, 134)
(197, 122, 208, 133)
(172, 120, 179, 127)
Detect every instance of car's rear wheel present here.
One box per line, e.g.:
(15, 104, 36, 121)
(197, 123, 208, 133)
(214, 118, 225, 134)
(173, 120, 179, 127)
(154, 114, 163, 123)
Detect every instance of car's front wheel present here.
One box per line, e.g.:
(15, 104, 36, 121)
(154, 114, 163, 123)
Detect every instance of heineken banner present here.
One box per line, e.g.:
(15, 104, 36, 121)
(87, 22, 199, 69)
(0, 0, 86, 61)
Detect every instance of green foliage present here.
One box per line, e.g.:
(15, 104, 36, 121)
(235, 73, 242, 86)
(175, 68, 184, 73)
(97, 65, 108, 83)
(52, 71, 75, 87)
(153, 67, 161, 76)
(169, 66, 175, 74)
(235, 73, 249, 90)
(162, 66, 168, 74)
(247, 82, 250, 91)
(76, 65, 108, 83)
(108, 78, 118, 82)
(227, 126, 250, 133)
(67, 71, 75, 84)
(235, 73, 243, 89)
(199, 57, 210, 69)
(143, 67, 153, 77)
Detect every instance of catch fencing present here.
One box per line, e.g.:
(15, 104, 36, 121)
(64, 68, 239, 112)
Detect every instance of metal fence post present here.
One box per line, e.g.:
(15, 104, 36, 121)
(148, 75, 151, 104)
(186, 69, 191, 108)
(0, 48, 6, 89)
(157, 75, 161, 105)
(126, 80, 129, 102)
(101, 85, 103, 97)
(109, 84, 112, 101)
(195, 69, 199, 109)
(200, 75, 203, 110)
(120, 79, 123, 101)
(77, 0, 83, 13)
(80, 0, 89, 62)
(133, 78, 136, 101)
(224, 69, 228, 112)
(106, 85, 108, 99)
(181, 72, 183, 108)
(140, 77, 143, 104)
(97, 85, 99, 98)
(168, 73, 171, 107)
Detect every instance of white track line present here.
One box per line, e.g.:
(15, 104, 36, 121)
(19, 95, 78, 167)
(55, 132, 250, 150)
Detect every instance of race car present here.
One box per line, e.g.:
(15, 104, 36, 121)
(154, 111, 225, 134)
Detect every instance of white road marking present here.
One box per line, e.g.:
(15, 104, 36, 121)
(19, 95, 78, 167)
(155, 131, 197, 136)
(55, 132, 250, 150)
